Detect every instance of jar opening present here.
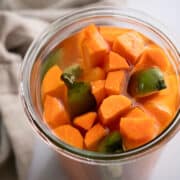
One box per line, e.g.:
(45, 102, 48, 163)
(20, 7, 180, 165)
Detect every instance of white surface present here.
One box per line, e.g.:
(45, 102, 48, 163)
(28, 1, 180, 180)
(127, 0, 180, 36)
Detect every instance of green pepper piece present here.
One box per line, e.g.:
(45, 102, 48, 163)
(61, 73, 96, 118)
(41, 48, 63, 79)
(128, 67, 167, 98)
(63, 64, 82, 79)
(61, 73, 76, 88)
(98, 131, 123, 153)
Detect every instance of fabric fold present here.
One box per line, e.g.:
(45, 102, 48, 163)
(0, 0, 126, 179)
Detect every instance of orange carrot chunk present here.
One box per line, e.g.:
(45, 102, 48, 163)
(54, 125, 83, 149)
(125, 107, 148, 118)
(43, 95, 70, 128)
(105, 70, 126, 95)
(81, 24, 109, 68)
(133, 47, 170, 73)
(84, 123, 107, 149)
(112, 31, 144, 64)
(99, 95, 132, 125)
(91, 80, 106, 105)
(144, 103, 172, 132)
(41, 65, 67, 102)
(120, 117, 159, 150)
(99, 26, 129, 46)
(83, 23, 99, 37)
(59, 31, 85, 67)
(73, 112, 97, 130)
(104, 51, 129, 72)
(83, 67, 105, 82)
(141, 74, 179, 131)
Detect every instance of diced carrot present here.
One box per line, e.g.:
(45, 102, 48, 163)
(59, 31, 85, 68)
(43, 95, 70, 128)
(140, 74, 179, 130)
(104, 51, 129, 72)
(83, 24, 98, 37)
(73, 112, 97, 130)
(99, 26, 129, 46)
(91, 80, 106, 105)
(83, 67, 105, 82)
(125, 107, 148, 118)
(154, 75, 178, 106)
(99, 95, 132, 125)
(121, 139, 141, 150)
(84, 123, 107, 149)
(41, 65, 67, 103)
(120, 117, 159, 150)
(81, 24, 109, 68)
(133, 47, 171, 73)
(54, 125, 83, 149)
(123, 137, 156, 151)
(144, 103, 172, 132)
(112, 31, 145, 64)
(105, 70, 126, 95)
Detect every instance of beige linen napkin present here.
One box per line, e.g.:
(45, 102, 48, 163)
(0, 0, 126, 180)
(0, 12, 48, 180)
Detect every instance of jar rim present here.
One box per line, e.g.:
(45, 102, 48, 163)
(20, 6, 180, 165)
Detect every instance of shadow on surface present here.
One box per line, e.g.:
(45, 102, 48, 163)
(0, 154, 17, 180)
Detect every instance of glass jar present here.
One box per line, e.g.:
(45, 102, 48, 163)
(20, 7, 180, 180)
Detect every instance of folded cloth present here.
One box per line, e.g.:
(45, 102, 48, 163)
(0, 12, 48, 180)
(0, 0, 126, 180)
